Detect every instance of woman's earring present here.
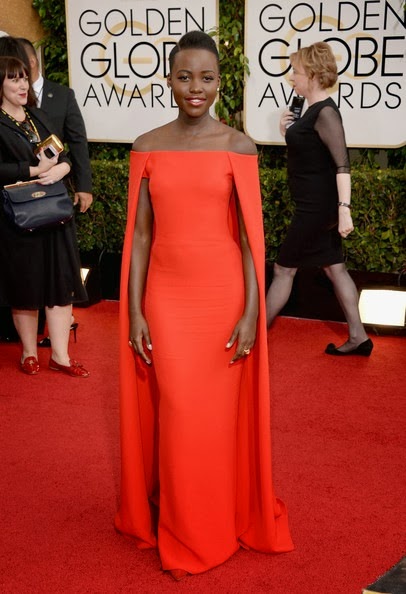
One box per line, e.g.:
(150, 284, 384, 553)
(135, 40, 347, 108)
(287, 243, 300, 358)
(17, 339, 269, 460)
(216, 87, 220, 92)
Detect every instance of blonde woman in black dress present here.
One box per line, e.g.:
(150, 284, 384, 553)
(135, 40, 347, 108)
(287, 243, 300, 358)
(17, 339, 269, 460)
(266, 42, 372, 356)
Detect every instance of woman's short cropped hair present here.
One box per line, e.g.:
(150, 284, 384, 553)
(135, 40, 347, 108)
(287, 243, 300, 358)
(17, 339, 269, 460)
(290, 42, 338, 89)
(0, 56, 29, 104)
(168, 30, 219, 72)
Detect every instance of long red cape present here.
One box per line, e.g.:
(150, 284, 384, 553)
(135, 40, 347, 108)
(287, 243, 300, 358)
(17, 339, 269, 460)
(115, 151, 293, 560)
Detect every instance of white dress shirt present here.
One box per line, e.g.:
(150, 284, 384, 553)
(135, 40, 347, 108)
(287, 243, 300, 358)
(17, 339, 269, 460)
(32, 74, 44, 107)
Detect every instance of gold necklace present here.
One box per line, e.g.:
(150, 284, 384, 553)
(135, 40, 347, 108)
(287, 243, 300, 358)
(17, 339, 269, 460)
(1, 107, 40, 143)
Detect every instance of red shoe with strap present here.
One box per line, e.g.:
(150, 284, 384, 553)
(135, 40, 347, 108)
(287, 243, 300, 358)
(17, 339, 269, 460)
(20, 356, 40, 375)
(49, 357, 90, 378)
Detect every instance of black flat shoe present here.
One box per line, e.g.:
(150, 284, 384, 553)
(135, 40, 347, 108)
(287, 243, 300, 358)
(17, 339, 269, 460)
(38, 322, 79, 347)
(325, 338, 373, 357)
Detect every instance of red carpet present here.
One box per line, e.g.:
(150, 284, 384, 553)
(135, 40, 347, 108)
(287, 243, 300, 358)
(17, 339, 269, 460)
(0, 301, 404, 593)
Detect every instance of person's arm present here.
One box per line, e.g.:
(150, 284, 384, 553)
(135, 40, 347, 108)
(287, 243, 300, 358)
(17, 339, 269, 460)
(32, 150, 70, 183)
(315, 106, 354, 238)
(63, 88, 93, 211)
(26, 109, 72, 183)
(336, 173, 353, 237)
(0, 158, 30, 186)
(63, 88, 92, 188)
(279, 107, 295, 137)
(226, 195, 259, 363)
(0, 127, 67, 185)
(128, 177, 154, 365)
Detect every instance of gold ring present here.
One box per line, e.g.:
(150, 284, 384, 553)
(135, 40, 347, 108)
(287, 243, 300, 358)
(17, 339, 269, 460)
(243, 348, 250, 355)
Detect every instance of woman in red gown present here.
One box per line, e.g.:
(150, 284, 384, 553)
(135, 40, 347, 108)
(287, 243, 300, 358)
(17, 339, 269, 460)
(115, 31, 293, 579)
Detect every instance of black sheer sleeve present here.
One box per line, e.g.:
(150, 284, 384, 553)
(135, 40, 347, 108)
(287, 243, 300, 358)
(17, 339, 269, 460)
(314, 106, 350, 174)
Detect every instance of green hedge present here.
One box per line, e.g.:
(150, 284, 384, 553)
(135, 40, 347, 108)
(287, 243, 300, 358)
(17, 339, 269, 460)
(75, 160, 405, 274)
(74, 159, 129, 254)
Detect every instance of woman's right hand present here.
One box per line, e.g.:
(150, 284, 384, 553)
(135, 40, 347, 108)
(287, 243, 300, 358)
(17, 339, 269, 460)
(129, 312, 152, 365)
(279, 108, 295, 137)
(30, 148, 58, 178)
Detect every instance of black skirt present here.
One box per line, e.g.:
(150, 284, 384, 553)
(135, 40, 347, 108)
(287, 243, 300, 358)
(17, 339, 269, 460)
(0, 203, 87, 309)
(277, 209, 344, 268)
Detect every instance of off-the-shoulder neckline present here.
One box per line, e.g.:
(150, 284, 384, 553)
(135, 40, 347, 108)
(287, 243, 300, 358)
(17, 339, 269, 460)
(131, 150, 257, 156)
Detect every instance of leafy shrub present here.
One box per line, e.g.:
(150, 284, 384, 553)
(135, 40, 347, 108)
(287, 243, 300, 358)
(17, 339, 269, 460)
(347, 169, 405, 271)
(74, 159, 129, 253)
(32, 0, 68, 85)
(214, 4, 248, 128)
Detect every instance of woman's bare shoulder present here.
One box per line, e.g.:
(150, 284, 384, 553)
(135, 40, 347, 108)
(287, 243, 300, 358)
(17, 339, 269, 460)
(132, 124, 173, 152)
(223, 125, 257, 155)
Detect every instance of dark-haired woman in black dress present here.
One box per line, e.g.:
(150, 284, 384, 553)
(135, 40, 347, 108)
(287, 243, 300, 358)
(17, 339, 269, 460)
(0, 56, 89, 376)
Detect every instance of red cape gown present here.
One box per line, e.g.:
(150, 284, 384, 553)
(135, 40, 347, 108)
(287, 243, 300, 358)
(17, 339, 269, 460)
(115, 151, 293, 574)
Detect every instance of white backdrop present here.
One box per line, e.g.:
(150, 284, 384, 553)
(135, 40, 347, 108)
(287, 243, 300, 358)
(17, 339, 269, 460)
(244, 1, 405, 147)
(66, 1, 218, 142)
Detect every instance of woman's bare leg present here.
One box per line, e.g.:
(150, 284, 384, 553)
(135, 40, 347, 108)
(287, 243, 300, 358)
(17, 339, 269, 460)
(45, 304, 72, 366)
(12, 309, 38, 361)
(266, 263, 297, 328)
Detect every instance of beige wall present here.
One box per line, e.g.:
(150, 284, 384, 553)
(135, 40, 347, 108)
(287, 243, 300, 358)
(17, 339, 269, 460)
(1, 0, 43, 41)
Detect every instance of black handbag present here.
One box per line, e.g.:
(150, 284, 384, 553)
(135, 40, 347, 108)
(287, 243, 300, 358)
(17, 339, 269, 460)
(2, 179, 73, 232)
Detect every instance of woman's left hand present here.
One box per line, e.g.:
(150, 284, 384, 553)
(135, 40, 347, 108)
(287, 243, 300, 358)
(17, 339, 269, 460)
(338, 209, 354, 238)
(38, 162, 70, 185)
(226, 313, 257, 364)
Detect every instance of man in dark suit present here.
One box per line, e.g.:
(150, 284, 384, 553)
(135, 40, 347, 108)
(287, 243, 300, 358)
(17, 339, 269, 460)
(18, 38, 93, 212)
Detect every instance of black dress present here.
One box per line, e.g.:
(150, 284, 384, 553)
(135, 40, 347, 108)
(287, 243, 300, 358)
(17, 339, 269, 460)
(277, 97, 350, 268)
(0, 107, 87, 309)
